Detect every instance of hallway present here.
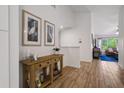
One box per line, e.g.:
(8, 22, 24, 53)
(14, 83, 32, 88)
(48, 60, 124, 88)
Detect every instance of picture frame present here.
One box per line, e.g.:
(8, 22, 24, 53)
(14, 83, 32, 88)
(22, 10, 41, 46)
(44, 20, 55, 46)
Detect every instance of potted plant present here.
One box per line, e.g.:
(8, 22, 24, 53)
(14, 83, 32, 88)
(53, 47, 60, 54)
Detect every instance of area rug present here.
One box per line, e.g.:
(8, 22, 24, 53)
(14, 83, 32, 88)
(100, 54, 118, 62)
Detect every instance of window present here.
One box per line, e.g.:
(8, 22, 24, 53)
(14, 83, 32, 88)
(100, 38, 118, 50)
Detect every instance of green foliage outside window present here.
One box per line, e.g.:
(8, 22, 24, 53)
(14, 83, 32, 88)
(101, 38, 118, 50)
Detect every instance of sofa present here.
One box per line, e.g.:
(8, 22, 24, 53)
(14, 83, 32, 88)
(105, 48, 118, 60)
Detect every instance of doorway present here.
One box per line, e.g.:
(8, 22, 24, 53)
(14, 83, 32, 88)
(97, 37, 118, 62)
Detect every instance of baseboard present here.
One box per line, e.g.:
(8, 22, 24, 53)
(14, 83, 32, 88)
(65, 65, 80, 69)
(80, 59, 92, 63)
(63, 63, 80, 68)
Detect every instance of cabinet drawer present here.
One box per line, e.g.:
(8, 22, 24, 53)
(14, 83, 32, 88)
(52, 57, 60, 63)
(35, 61, 50, 70)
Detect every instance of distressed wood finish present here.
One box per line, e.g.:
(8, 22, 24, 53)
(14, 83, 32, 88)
(48, 60, 124, 88)
(22, 54, 63, 88)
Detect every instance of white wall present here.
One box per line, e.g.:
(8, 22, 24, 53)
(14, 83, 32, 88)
(19, 5, 57, 60)
(19, 5, 75, 87)
(19, 5, 74, 60)
(76, 12, 92, 62)
(60, 29, 80, 47)
(0, 5, 19, 88)
(60, 47, 80, 68)
(0, 6, 8, 31)
(60, 12, 92, 62)
(0, 6, 9, 88)
(0, 31, 9, 87)
(56, 6, 75, 29)
(118, 6, 124, 69)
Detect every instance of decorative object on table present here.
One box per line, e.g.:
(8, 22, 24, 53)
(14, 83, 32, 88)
(35, 71, 41, 88)
(22, 10, 41, 46)
(53, 47, 60, 54)
(39, 71, 44, 83)
(35, 80, 41, 88)
(44, 20, 55, 46)
(78, 38, 82, 43)
(33, 53, 38, 61)
(27, 52, 38, 61)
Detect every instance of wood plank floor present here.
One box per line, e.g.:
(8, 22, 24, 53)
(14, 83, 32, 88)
(47, 60, 124, 88)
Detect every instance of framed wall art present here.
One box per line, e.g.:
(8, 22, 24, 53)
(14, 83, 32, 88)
(22, 10, 41, 46)
(44, 20, 55, 46)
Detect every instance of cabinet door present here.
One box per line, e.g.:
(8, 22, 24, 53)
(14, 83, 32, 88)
(0, 31, 9, 87)
(0, 6, 8, 31)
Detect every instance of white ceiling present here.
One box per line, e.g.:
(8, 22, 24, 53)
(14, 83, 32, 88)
(71, 5, 90, 13)
(71, 5, 121, 37)
(85, 5, 120, 13)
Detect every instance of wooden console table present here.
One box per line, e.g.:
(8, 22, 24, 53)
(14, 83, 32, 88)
(21, 54, 63, 88)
